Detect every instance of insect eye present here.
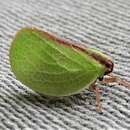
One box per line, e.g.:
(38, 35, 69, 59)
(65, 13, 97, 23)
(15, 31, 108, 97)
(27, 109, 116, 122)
(107, 60, 114, 69)
(104, 60, 114, 75)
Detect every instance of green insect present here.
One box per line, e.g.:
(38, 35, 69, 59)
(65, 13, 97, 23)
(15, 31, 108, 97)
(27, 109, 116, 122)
(9, 27, 130, 111)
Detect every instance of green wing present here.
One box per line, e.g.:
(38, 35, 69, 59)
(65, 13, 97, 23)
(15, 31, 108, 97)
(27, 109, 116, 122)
(10, 28, 105, 96)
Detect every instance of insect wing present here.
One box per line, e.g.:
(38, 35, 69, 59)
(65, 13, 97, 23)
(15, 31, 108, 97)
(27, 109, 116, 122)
(10, 28, 104, 96)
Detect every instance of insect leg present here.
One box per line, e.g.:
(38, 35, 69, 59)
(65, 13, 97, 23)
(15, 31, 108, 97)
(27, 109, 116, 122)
(94, 87, 102, 112)
(101, 73, 130, 89)
(89, 83, 102, 112)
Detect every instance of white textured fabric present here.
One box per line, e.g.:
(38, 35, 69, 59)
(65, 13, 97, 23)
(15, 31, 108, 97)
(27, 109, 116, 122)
(0, 0, 130, 130)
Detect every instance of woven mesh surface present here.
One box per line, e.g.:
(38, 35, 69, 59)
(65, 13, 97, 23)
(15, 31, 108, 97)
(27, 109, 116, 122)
(0, 0, 130, 130)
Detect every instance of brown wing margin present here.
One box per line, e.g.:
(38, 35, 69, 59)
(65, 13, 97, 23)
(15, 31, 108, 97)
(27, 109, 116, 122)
(16, 27, 114, 75)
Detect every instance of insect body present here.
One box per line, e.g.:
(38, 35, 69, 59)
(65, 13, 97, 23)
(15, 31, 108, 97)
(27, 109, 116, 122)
(10, 28, 130, 112)
(10, 28, 114, 97)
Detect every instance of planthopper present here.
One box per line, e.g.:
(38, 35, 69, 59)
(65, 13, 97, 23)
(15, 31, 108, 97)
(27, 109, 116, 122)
(9, 27, 130, 112)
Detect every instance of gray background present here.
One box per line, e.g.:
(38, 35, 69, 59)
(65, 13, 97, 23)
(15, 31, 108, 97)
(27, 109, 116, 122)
(0, 0, 130, 130)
